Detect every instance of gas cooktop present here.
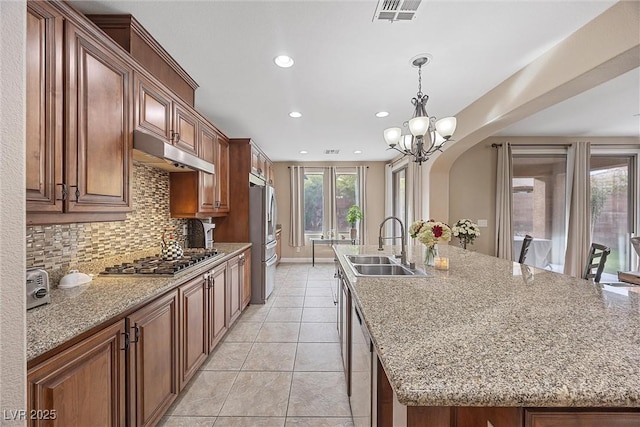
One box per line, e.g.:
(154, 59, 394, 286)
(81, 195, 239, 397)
(101, 248, 225, 276)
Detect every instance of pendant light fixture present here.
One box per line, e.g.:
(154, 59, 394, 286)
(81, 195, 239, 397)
(383, 55, 457, 165)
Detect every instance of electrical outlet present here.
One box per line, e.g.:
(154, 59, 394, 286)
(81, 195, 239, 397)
(477, 219, 488, 227)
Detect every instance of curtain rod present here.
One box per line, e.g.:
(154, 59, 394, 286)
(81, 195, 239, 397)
(491, 143, 572, 148)
(287, 166, 369, 168)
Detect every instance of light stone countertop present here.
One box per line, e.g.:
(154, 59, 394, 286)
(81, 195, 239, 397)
(27, 242, 251, 362)
(334, 244, 640, 408)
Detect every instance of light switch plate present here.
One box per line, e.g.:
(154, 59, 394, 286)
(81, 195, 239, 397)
(477, 219, 488, 227)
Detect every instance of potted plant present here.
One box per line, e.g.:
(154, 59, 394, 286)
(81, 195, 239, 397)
(346, 205, 363, 240)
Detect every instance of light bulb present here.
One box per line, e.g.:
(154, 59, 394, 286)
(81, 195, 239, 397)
(383, 127, 402, 146)
(435, 117, 456, 139)
(408, 116, 430, 137)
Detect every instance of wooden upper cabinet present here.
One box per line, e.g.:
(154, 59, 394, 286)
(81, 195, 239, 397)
(173, 102, 199, 156)
(65, 22, 132, 213)
(26, 2, 64, 213)
(215, 133, 230, 213)
(250, 145, 263, 177)
(198, 123, 217, 213)
(27, 320, 127, 427)
(266, 161, 275, 186)
(134, 72, 172, 140)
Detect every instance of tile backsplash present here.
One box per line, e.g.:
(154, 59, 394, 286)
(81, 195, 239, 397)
(26, 162, 187, 281)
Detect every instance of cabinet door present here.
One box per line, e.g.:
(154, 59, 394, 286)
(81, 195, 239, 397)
(215, 133, 230, 213)
(65, 23, 132, 212)
(250, 146, 261, 176)
(524, 409, 640, 427)
(179, 276, 209, 391)
(27, 320, 126, 427)
(208, 263, 228, 352)
(228, 256, 242, 324)
(128, 290, 179, 427)
(457, 407, 522, 427)
(267, 161, 275, 186)
(241, 249, 252, 309)
(340, 277, 351, 396)
(198, 123, 217, 213)
(134, 72, 172, 140)
(173, 102, 198, 156)
(26, 2, 64, 213)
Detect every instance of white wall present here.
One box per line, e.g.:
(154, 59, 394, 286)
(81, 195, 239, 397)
(0, 0, 27, 422)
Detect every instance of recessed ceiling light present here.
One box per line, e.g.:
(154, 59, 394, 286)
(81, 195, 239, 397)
(274, 55, 294, 68)
(375, 111, 389, 118)
(299, 150, 308, 154)
(354, 150, 363, 154)
(289, 111, 302, 118)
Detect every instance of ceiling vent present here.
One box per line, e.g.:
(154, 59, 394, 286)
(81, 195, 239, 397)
(373, 0, 422, 22)
(324, 149, 340, 155)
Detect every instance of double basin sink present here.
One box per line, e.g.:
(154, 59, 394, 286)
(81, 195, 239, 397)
(345, 255, 430, 277)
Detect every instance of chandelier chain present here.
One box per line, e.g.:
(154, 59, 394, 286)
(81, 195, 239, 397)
(417, 64, 423, 97)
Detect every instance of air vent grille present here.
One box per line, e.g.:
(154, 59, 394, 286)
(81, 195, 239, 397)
(324, 149, 340, 155)
(373, 0, 422, 22)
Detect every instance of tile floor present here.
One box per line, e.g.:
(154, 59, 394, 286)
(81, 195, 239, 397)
(159, 263, 354, 427)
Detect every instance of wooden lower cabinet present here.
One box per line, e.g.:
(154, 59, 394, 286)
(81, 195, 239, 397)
(524, 409, 640, 427)
(241, 249, 252, 309)
(27, 320, 126, 427)
(179, 275, 209, 390)
(128, 290, 179, 427)
(208, 263, 228, 352)
(228, 255, 242, 324)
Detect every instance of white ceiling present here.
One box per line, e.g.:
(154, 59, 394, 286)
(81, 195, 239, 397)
(70, 0, 638, 162)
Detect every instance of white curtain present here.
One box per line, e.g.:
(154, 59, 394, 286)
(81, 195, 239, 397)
(356, 166, 367, 244)
(564, 142, 591, 277)
(324, 167, 337, 235)
(289, 166, 305, 247)
(495, 143, 513, 260)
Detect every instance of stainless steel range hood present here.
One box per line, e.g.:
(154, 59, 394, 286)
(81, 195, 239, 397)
(133, 130, 215, 174)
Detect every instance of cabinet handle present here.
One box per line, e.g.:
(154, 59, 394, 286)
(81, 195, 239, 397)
(171, 130, 180, 143)
(215, 201, 221, 208)
(132, 324, 140, 344)
(56, 183, 67, 201)
(69, 185, 80, 202)
(121, 331, 130, 351)
(257, 168, 262, 174)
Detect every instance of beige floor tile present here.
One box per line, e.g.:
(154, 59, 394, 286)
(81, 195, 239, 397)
(303, 296, 335, 308)
(285, 418, 354, 427)
(223, 322, 262, 342)
(238, 304, 271, 322)
(277, 287, 307, 296)
(298, 323, 339, 343)
(202, 342, 252, 371)
(214, 417, 285, 426)
(287, 372, 351, 417)
(169, 371, 237, 416)
(271, 296, 305, 307)
(301, 307, 337, 323)
(305, 287, 333, 297)
(294, 343, 342, 372)
(265, 307, 303, 322)
(306, 280, 332, 288)
(242, 342, 297, 371)
(157, 416, 216, 426)
(256, 322, 300, 342)
(277, 281, 307, 289)
(219, 372, 292, 417)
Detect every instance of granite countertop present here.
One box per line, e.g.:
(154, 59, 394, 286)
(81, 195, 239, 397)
(27, 242, 251, 362)
(334, 244, 640, 408)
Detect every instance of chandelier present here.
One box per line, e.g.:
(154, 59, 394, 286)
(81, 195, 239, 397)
(383, 55, 457, 165)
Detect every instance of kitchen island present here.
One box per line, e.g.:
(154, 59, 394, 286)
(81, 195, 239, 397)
(334, 244, 640, 426)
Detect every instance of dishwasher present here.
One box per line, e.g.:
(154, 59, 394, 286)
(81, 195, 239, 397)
(350, 302, 375, 427)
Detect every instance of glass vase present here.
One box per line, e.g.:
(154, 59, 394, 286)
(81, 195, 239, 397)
(424, 244, 438, 267)
(459, 238, 468, 250)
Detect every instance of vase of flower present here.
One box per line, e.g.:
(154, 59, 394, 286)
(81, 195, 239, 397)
(452, 219, 480, 250)
(424, 244, 438, 266)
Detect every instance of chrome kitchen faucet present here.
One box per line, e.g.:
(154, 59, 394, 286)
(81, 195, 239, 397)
(378, 216, 407, 266)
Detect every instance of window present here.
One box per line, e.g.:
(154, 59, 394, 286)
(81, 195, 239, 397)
(335, 172, 357, 233)
(590, 154, 637, 275)
(392, 167, 407, 238)
(512, 152, 567, 271)
(304, 170, 324, 234)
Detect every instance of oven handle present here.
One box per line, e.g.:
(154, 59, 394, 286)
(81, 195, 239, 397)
(266, 240, 278, 250)
(265, 254, 278, 267)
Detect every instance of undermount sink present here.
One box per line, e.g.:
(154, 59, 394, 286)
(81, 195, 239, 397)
(345, 254, 430, 277)
(347, 255, 394, 264)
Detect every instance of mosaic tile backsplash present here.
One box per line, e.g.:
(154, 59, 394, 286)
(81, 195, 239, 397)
(26, 162, 187, 283)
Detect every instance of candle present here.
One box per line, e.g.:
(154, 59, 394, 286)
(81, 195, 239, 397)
(435, 256, 449, 271)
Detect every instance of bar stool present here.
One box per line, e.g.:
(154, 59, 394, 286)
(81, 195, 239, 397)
(582, 243, 611, 283)
(518, 235, 533, 264)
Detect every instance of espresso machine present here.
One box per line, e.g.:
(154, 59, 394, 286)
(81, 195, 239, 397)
(187, 219, 216, 249)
